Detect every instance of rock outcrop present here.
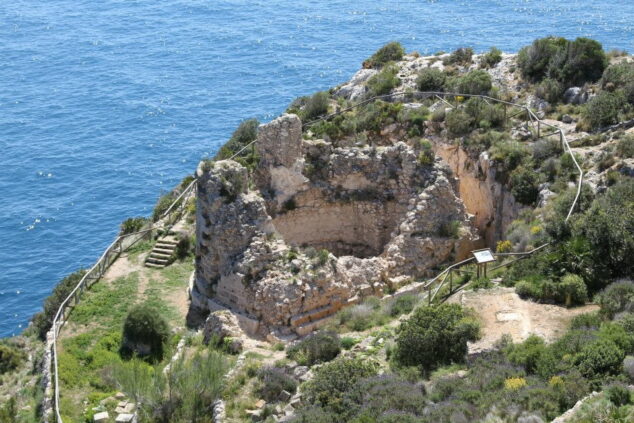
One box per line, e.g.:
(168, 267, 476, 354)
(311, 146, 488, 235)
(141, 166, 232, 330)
(192, 113, 478, 337)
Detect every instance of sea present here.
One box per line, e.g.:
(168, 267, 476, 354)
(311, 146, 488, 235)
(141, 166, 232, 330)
(1, 0, 633, 337)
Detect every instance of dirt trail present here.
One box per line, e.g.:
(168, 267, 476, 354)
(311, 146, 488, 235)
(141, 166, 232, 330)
(448, 287, 598, 353)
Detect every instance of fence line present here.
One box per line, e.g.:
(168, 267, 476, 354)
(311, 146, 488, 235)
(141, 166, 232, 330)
(48, 90, 583, 421)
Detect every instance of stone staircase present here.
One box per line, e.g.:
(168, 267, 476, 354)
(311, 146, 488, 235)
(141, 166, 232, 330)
(145, 237, 178, 269)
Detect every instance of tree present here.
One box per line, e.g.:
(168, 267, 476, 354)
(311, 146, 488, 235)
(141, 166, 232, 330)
(394, 304, 480, 371)
(121, 303, 170, 362)
(363, 42, 405, 68)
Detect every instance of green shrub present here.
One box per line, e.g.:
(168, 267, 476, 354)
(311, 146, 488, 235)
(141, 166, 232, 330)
(570, 312, 603, 330)
(387, 294, 418, 317)
(558, 273, 588, 306)
(120, 217, 148, 235)
(438, 220, 461, 239)
(214, 118, 260, 169)
(444, 47, 474, 66)
(518, 36, 607, 86)
(340, 337, 358, 350)
(445, 108, 473, 137)
(583, 91, 627, 129)
(616, 135, 634, 158)
(256, 366, 298, 402)
(480, 47, 503, 68)
(505, 335, 548, 374)
(536, 78, 564, 104)
(515, 280, 541, 300)
(363, 42, 405, 69)
(601, 62, 634, 91)
(394, 304, 480, 372)
(596, 280, 634, 318)
(574, 339, 625, 378)
(510, 166, 540, 205)
(303, 357, 379, 410)
(366, 64, 401, 97)
(417, 139, 434, 165)
(286, 331, 341, 366)
(152, 191, 177, 221)
(121, 302, 170, 362)
(30, 269, 87, 340)
(605, 383, 631, 406)
(416, 68, 447, 91)
(334, 298, 388, 332)
(175, 235, 192, 260)
(490, 139, 529, 173)
(451, 70, 492, 95)
(0, 344, 25, 375)
(301, 91, 330, 121)
(0, 397, 17, 423)
(400, 107, 429, 136)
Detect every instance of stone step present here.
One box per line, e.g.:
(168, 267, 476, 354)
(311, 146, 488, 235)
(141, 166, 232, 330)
(153, 247, 175, 255)
(146, 257, 169, 265)
(155, 242, 177, 249)
(157, 239, 178, 246)
(150, 252, 172, 259)
(145, 262, 165, 269)
(294, 314, 335, 337)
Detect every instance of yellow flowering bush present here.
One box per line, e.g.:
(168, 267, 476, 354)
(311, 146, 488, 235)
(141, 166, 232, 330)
(504, 377, 527, 390)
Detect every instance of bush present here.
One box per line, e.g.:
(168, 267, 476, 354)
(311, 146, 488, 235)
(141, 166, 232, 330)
(505, 335, 547, 374)
(601, 62, 634, 91)
(363, 42, 405, 69)
(570, 312, 603, 330)
(256, 366, 298, 402)
(510, 166, 540, 205)
(286, 331, 341, 366)
(301, 91, 330, 122)
(583, 91, 627, 129)
(481, 47, 503, 68)
(30, 269, 87, 340)
(518, 36, 607, 86)
(451, 70, 492, 95)
(366, 64, 401, 97)
(303, 357, 379, 410)
(445, 108, 474, 137)
(121, 303, 170, 362)
(416, 68, 447, 92)
(0, 344, 25, 375)
(536, 78, 564, 104)
(573, 339, 624, 378)
(616, 135, 634, 158)
(438, 220, 461, 239)
(120, 217, 148, 235)
(596, 280, 634, 318)
(152, 192, 177, 221)
(340, 337, 358, 350)
(605, 383, 631, 406)
(444, 47, 474, 66)
(558, 273, 588, 306)
(334, 298, 389, 332)
(387, 294, 418, 317)
(175, 235, 192, 260)
(417, 139, 434, 165)
(214, 118, 260, 168)
(490, 139, 529, 173)
(394, 304, 480, 372)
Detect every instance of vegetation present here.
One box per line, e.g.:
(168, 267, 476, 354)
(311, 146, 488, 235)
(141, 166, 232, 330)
(393, 304, 480, 372)
(29, 269, 87, 340)
(518, 36, 607, 86)
(0, 343, 25, 375)
(363, 42, 405, 69)
(287, 331, 341, 366)
(443, 47, 474, 66)
(214, 118, 260, 170)
(480, 47, 503, 68)
(119, 216, 148, 235)
(450, 69, 492, 95)
(255, 366, 298, 402)
(121, 302, 170, 362)
(366, 64, 401, 97)
(415, 68, 447, 92)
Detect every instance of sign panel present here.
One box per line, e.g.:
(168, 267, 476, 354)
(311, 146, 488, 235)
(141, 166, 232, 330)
(472, 249, 496, 264)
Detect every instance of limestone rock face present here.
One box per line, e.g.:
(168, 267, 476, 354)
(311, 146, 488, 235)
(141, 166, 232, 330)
(192, 113, 480, 336)
(203, 310, 245, 353)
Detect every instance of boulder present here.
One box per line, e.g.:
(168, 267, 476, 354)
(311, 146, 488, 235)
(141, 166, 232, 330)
(563, 87, 590, 105)
(93, 412, 109, 423)
(203, 310, 245, 353)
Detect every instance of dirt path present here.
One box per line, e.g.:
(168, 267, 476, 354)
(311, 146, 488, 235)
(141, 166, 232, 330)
(448, 287, 599, 353)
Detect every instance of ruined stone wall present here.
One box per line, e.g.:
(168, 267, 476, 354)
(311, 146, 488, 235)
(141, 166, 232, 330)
(192, 114, 479, 338)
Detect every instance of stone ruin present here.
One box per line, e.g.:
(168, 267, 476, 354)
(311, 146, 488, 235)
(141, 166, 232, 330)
(190, 113, 479, 338)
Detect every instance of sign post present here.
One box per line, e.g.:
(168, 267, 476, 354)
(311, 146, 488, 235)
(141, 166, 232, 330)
(472, 248, 496, 279)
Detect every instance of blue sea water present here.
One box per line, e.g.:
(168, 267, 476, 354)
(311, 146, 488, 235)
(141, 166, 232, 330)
(1, 0, 633, 337)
